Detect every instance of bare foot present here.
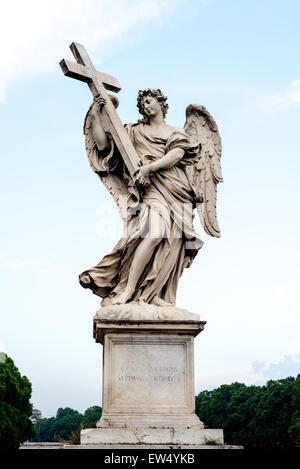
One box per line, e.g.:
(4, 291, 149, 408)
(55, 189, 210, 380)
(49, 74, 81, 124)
(151, 296, 174, 307)
(110, 287, 134, 305)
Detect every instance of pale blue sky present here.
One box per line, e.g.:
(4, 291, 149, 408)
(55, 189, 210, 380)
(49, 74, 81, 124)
(0, 0, 299, 416)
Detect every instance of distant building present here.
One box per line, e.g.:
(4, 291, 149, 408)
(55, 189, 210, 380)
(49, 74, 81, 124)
(30, 409, 42, 424)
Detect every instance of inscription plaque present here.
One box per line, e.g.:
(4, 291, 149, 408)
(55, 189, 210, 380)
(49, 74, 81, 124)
(103, 333, 194, 415)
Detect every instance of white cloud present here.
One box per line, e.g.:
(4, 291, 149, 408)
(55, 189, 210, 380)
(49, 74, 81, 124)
(0, 340, 7, 354)
(0, 256, 55, 272)
(7, 261, 28, 270)
(271, 276, 300, 328)
(195, 367, 269, 391)
(252, 353, 300, 380)
(195, 353, 300, 392)
(275, 275, 300, 296)
(0, 0, 187, 102)
(267, 79, 300, 108)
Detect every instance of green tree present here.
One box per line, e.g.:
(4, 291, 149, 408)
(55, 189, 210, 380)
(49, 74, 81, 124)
(195, 376, 300, 447)
(83, 406, 102, 428)
(0, 354, 35, 449)
(33, 405, 102, 442)
(288, 374, 300, 444)
(34, 417, 56, 442)
(250, 377, 296, 447)
(53, 407, 83, 440)
(195, 382, 261, 445)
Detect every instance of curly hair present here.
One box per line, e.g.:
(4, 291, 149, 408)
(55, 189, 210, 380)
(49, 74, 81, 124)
(137, 88, 169, 123)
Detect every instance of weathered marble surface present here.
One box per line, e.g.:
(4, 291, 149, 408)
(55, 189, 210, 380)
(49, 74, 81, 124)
(60, 42, 225, 449)
(94, 302, 200, 321)
(81, 427, 224, 446)
(21, 442, 243, 449)
(101, 331, 196, 419)
(61, 44, 223, 307)
(82, 318, 223, 446)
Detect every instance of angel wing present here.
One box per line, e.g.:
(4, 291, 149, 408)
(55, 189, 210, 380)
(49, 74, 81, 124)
(184, 104, 223, 238)
(83, 100, 129, 218)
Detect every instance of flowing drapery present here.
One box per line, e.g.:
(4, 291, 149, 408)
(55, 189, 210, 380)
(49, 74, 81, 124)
(79, 123, 203, 304)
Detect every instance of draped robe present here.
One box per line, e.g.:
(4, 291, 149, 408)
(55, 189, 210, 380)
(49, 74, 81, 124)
(79, 122, 203, 304)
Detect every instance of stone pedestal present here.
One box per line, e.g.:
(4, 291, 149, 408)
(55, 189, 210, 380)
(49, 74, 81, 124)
(81, 316, 224, 446)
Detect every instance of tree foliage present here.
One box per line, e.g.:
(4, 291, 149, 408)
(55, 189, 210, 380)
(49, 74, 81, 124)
(82, 406, 103, 428)
(0, 354, 35, 449)
(33, 405, 102, 442)
(195, 375, 300, 447)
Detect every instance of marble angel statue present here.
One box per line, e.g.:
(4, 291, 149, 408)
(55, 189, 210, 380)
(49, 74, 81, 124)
(79, 88, 223, 308)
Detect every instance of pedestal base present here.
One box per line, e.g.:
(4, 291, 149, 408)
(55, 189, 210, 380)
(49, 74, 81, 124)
(81, 427, 224, 446)
(82, 315, 223, 447)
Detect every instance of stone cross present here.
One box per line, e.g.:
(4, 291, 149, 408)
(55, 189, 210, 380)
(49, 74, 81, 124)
(60, 42, 139, 178)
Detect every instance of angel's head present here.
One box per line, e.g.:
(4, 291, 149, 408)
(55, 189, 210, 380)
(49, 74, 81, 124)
(137, 88, 169, 123)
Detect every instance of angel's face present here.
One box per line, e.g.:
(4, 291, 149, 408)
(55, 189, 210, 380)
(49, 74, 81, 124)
(141, 96, 162, 118)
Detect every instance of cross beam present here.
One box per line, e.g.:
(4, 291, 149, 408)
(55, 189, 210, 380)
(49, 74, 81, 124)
(60, 59, 121, 93)
(60, 42, 139, 178)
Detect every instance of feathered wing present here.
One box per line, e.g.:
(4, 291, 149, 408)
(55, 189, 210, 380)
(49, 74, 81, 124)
(84, 103, 129, 218)
(184, 104, 223, 238)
